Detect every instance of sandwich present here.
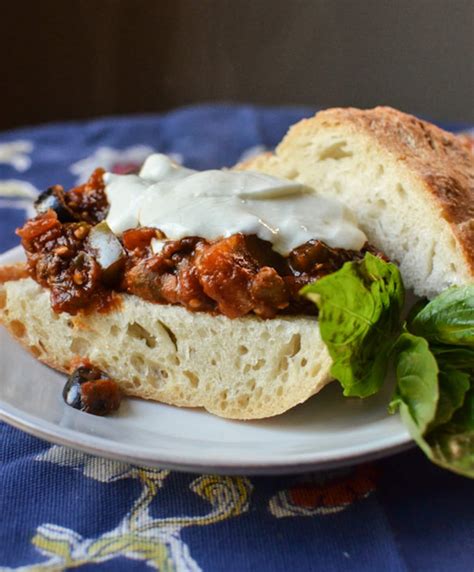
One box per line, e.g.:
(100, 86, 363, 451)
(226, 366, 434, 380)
(0, 153, 380, 419)
(0, 107, 472, 442)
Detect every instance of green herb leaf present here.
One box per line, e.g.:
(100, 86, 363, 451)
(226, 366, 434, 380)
(301, 253, 404, 397)
(391, 341, 474, 477)
(391, 287, 474, 478)
(409, 285, 474, 346)
(389, 332, 439, 434)
(432, 366, 470, 428)
(424, 388, 474, 478)
(431, 345, 474, 370)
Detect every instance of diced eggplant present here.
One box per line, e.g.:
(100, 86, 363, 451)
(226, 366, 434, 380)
(151, 237, 166, 254)
(86, 221, 125, 285)
(34, 186, 76, 222)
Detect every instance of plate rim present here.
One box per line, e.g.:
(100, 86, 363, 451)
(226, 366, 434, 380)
(0, 246, 413, 475)
(0, 401, 413, 475)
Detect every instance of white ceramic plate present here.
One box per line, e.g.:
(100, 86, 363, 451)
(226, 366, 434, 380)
(0, 246, 411, 475)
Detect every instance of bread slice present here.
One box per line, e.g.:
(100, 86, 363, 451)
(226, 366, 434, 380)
(237, 107, 474, 298)
(0, 275, 331, 419)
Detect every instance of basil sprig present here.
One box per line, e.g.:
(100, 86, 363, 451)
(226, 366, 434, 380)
(392, 289, 474, 477)
(302, 254, 474, 478)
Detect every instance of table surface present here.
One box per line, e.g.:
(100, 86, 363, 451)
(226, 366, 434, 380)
(0, 105, 472, 572)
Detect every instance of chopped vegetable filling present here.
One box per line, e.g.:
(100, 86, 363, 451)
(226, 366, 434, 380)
(18, 169, 384, 317)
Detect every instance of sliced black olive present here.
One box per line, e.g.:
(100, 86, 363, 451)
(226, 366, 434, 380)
(86, 221, 125, 285)
(63, 365, 122, 416)
(35, 186, 77, 222)
(63, 366, 102, 408)
(62, 372, 83, 410)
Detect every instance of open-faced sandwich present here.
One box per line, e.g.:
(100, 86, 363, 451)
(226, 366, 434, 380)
(0, 107, 473, 475)
(0, 152, 381, 418)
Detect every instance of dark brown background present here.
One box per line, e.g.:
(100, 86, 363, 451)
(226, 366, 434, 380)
(1, 0, 473, 131)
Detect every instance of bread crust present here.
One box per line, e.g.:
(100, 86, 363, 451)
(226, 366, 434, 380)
(287, 107, 474, 275)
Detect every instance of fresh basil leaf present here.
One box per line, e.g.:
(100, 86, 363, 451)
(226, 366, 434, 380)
(431, 345, 474, 371)
(389, 332, 439, 434)
(430, 345, 473, 429)
(432, 366, 470, 428)
(301, 252, 405, 397)
(409, 285, 474, 346)
(425, 389, 474, 478)
(391, 331, 473, 478)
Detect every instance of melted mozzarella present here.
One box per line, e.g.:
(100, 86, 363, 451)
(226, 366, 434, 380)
(104, 154, 366, 254)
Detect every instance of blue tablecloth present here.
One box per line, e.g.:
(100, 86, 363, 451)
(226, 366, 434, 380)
(0, 105, 472, 572)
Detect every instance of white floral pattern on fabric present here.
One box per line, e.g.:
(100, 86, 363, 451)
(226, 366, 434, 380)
(0, 180, 37, 199)
(0, 141, 34, 172)
(70, 145, 174, 184)
(36, 446, 142, 483)
(0, 180, 38, 219)
(5, 445, 252, 571)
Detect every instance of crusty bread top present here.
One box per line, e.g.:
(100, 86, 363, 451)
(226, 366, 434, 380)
(237, 107, 474, 296)
(285, 107, 474, 273)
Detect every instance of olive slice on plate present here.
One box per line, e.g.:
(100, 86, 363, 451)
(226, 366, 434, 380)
(63, 365, 122, 416)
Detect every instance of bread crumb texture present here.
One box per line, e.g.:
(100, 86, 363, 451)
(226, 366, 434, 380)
(0, 278, 332, 419)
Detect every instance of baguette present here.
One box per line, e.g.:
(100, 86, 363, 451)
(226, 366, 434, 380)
(0, 273, 331, 419)
(238, 107, 474, 298)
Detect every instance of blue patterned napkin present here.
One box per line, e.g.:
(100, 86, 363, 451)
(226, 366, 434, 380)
(0, 105, 472, 571)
